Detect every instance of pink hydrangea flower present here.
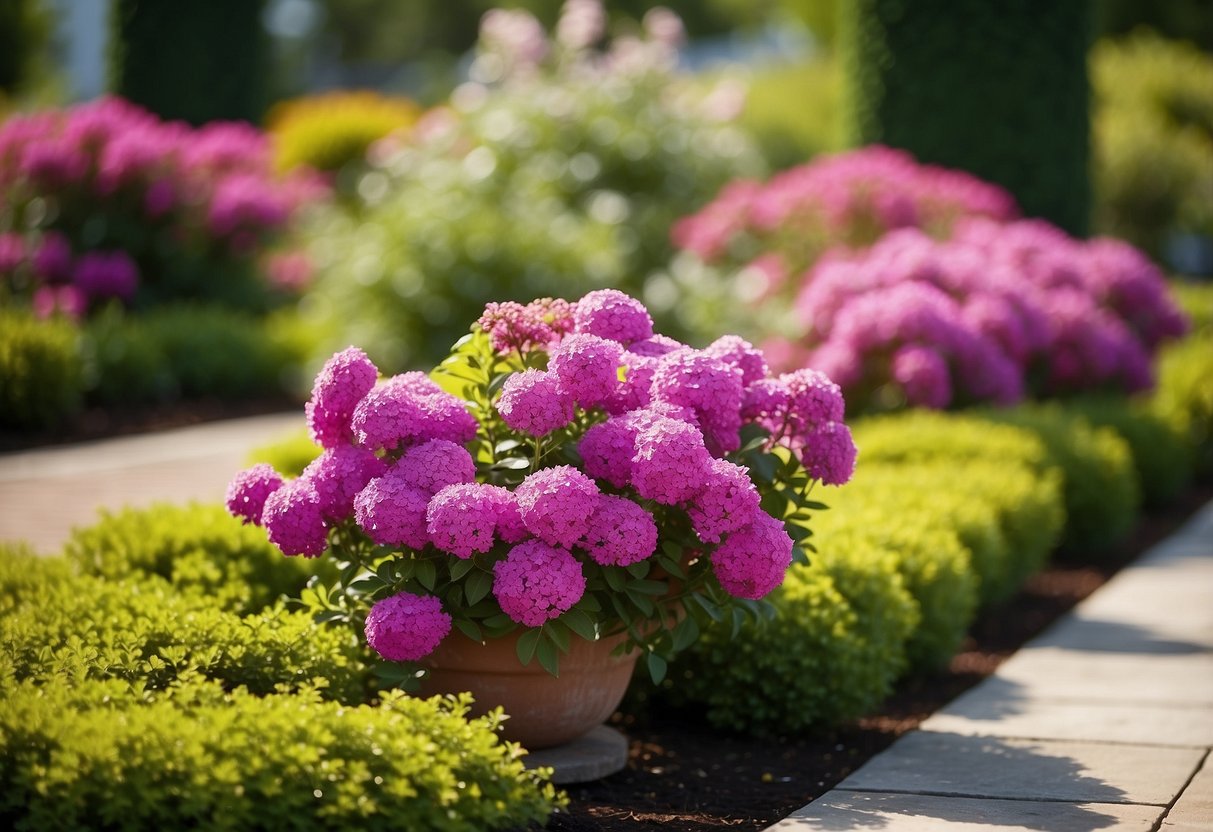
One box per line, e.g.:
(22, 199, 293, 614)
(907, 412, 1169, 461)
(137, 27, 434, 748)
(548, 333, 624, 408)
(72, 250, 138, 301)
(426, 483, 500, 559)
(478, 298, 575, 354)
(630, 415, 713, 505)
(262, 478, 328, 557)
(396, 439, 476, 495)
(649, 350, 744, 454)
(364, 592, 451, 661)
(629, 334, 687, 358)
(710, 511, 794, 600)
(780, 368, 846, 434)
(688, 459, 763, 544)
(514, 465, 601, 548)
(225, 463, 283, 526)
(800, 420, 857, 486)
(306, 347, 379, 449)
(302, 444, 388, 521)
(573, 288, 654, 344)
(580, 495, 658, 567)
(493, 540, 587, 627)
(704, 335, 768, 386)
(484, 484, 529, 543)
(579, 416, 640, 488)
(353, 372, 477, 452)
(604, 351, 658, 415)
(497, 369, 575, 436)
(891, 344, 952, 409)
(353, 470, 431, 549)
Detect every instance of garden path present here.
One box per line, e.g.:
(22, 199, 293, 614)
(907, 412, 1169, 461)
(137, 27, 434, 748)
(771, 499, 1213, 831)
(0, 412, 302, 554)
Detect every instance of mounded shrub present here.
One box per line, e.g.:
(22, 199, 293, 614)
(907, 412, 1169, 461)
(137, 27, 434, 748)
(0, 678, 561, 831)
(267, 90, 421, 178)
(1068, 395, 1193, 508)
(670, 537, 918, 736)
(1, 559, 367, 703)
(980, 404, 1140, 554)
(1150, 332, 1213, 479)
(814, 506, 978, 670)
(0, 309, 82, 430)
(852, 410, 1051, 473)
(247, 427, 321, 478)
(64, 502, 332, 616)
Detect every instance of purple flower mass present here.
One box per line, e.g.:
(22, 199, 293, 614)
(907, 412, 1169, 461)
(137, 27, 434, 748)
(630, 414, 713, 505)
(353, 470, 431, 549)
(396, 439, 477, 495)
(688, 459, 763, 544)
(497, 369, 575, 436)
(710, 511, 794, 600)
(225, 463, 283, 526)
(306, 346, 379, 449)
(515, 465, 601, 548)
(574, 288, 655, 344)
(301, 444, 387, 521)
(547, 333, 624, 409)
(580, 495, 658, 566)
(261, 477, 328, 557)
(353, 372, 477, 452)
(493, 540, 587, 627)
(426, 483, 500, 558)
(364, 592, 451, 661)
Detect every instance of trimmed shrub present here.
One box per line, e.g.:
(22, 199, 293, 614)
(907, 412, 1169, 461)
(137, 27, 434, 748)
(109, 0, 269, 125)
(0, 679, 561, 831)
(1150, 332, 1213, 479)
(731, 56, 845, 171)
(247, 427, 321, 478)
(670, 538, 918, 735)
(64, 502, 331, 616)
(1068, 395, 1193, 508)
(1, 560, 367, 703)
(267, 90, 421, 177)
(0, 309, 82, 430)
(834, 460, 1064, 607)
(840, 0, 1092, 235)
(814, 506, 978, 670)
(852, 410, 1051, 473)
(980, 404, 1140, 553)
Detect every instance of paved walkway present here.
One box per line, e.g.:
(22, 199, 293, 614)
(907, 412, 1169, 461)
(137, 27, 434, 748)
(1, 416, 1211, 829)
(771, 500, 1213, 831)
(0, 413, 302, 554)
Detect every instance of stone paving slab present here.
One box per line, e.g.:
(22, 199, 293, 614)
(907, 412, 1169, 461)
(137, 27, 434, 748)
(990, 649, 1213, 707)
(1161, 758, 1213, 831)
(0, 413, 301, 553)
(836, 732, 1204, 806)
(770, 791, 1165, 831)
(921, 684, 1213, 747)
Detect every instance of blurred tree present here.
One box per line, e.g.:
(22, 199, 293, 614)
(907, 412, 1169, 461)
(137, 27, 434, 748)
(1095, 0, 1213, 52)
(841, 0, 1093, 236)
(0, 0, 49, 96)
(110, 0, 271, 125)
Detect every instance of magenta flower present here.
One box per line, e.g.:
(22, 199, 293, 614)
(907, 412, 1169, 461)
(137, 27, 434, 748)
(396, 439, 477, 495)
(573, 288, 654, 344)
(261, 477, 328, 557)
(580, 495, 658, 567)
(688, 459, 763, 544)
(493, 540, 587, 627)
(710, 511, 794, 600)
(364, 592, 451, 661)
(514, 465, 601, 548)
(497, 369, 575, 437)
(800, 420, 857, 486)
(353, 470, 431, 549)
(426, 483, 500, 559)
(630, 414, 713, 505)
(301, 444, 387, 521)
(225, 463, 284, 526)
(547, 333, 624, 408)
(306, 346, 379, 449)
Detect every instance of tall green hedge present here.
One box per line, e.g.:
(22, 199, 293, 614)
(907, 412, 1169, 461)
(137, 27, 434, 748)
(109, 0, 269, 125)
(840, 0, 1093, 235)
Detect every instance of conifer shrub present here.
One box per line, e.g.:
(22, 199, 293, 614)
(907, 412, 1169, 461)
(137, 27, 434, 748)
(64, 503, 332, 616)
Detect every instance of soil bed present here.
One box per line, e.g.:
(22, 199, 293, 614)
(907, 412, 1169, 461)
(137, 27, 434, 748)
(543, 484, 1212, 832)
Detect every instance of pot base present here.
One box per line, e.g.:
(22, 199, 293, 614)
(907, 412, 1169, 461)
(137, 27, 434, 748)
(524, 725, 629, 784)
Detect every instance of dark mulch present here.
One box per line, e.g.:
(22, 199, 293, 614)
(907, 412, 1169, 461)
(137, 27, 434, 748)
(545, 484, 1213, 832)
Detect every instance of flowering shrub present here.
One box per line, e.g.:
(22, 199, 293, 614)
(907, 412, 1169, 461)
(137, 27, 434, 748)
(781, 219, 1189, 412)
(670, 144, 1019, 296)
(228, 289, 854, 681)
(0, 97, 325, 318)
(299, 0, 763, 372)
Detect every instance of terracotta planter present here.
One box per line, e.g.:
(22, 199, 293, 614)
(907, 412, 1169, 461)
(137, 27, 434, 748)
(418, 630, 638, 749)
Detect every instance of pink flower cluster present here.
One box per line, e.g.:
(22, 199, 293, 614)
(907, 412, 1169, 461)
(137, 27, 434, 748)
(0, 97, 325, 318)
(229, 289, 855, 664)
(782, 220, 1188, 408)
(670, 145, 1019, 295)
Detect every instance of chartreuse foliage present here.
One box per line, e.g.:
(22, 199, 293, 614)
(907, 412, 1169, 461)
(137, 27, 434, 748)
(670, 536, 918, 736)
(0, 545, 561, 830)
(0, 678, 561, 831)
(850, 410, 1051, 473)
(1150, 332, 1213, 480)
(248, 426, 322, 478)
(0, 309, 82, 430)
(979, 405, 1140, 554)
(64, 503, 333, 616)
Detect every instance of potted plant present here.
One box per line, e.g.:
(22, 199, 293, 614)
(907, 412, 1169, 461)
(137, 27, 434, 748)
(226, 290, 856, 748)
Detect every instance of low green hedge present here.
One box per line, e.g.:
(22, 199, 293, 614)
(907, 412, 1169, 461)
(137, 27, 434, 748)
(0, 678, 561, 831)
(979, 405, 1140, 554)
(670, 533, 918, 736)
(247, 426, 321, 478)
(1151, 332, 1213, 480)
(1, 549, 367, 703)
(851, 410, 1051, 473)
(64, 503, 332, 616)
(0, 309, 82, 431)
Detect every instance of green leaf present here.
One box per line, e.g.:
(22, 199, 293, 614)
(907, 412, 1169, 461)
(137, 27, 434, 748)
(448, 558, 475, 581)
(645, 651, 668, 685)
(625, 561, 651, 579)
(731, 606, 747, 638)
(562, 608, 597, 641)
(671, 615, 700, 652)
(494, 438, 523, 454)
(347, 577, 385, 594)
(465, 570, 493, 606)
(628, 579, 667, 595)
(546, 622, 570, 654)
(516, 629, 541, 666)
(692, 593, 724, 622)
(454, 619, 482, 642)
(491, 457, 531, 471)
(749, 452, 778, 482)
(604, 568, 626, 592)
(415, 559, 437, 591)
(536, 637, 560, 677)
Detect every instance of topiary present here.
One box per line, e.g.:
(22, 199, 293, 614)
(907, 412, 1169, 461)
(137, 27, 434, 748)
(668, 537, 917, 736)
(63, 502, 333, 616)
(840, 0, 1092, 235)
(0, 309, 83, 431)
